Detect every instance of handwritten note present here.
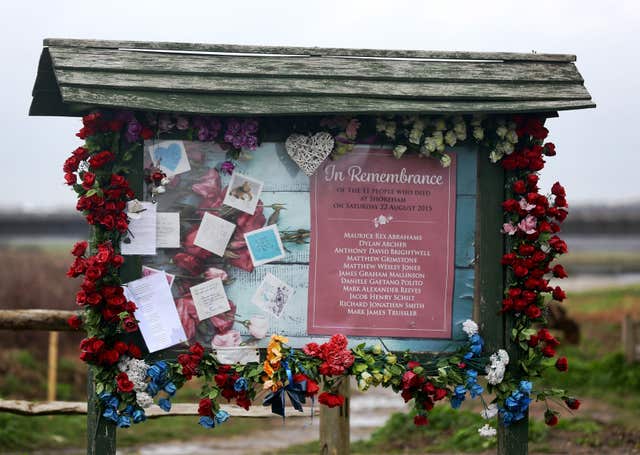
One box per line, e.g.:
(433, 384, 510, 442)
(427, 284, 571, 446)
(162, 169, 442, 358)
(157, 212, 180, 248)
(141, 266, 175, 288)
(244, 224, 286, 266)
(121, 201, 157, 255)
(190, 277, 231, 320)
(124, 273, 187, 353)
(214, 347, 260, 365)
(193, 212, 236, 257)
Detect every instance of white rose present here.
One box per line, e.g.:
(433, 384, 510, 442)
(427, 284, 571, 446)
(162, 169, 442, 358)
(433, 131, 444, 146)
(462, 319, 479, 337)
(489, 150, 503, 163)
(423, 137, 437, 154)
(496, 125, 508, 138)
(478, 424, 497, 437)
(497, 349, 509, 364)
(481, 403, 498, 419)
(434, 118, 447, 131)
(393, 145, 407, 159)
(472, 126, 484, 141)
(440, 154, 452, 167)
(445, 130, 457, 147)
(506, 130, 519, 144)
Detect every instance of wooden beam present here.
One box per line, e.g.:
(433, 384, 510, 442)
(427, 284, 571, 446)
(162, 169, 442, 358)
(58, 86, 597, 116)
(55, 69, 592, 101)
(49, 48, 584, 83)
(0, 309, 80, 331)
(319, 380, 350, 455)
(43, 38, 577, 62)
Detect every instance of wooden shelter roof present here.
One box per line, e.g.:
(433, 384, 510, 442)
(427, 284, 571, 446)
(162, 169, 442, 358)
(30, 38, 595, 117)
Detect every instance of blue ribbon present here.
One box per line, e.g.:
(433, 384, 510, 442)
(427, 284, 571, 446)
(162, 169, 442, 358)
(263, 359, 307, 418)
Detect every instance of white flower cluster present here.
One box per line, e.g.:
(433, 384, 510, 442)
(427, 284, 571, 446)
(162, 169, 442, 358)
(462, 319, 479, 337)
(478, 423, 497, 437)
(489, 118, 519, 163)
(118, 355, 153, 408)
(376, 118, 397, 140)
(485, 349, 509, 385)
(480, 403, 498, 419)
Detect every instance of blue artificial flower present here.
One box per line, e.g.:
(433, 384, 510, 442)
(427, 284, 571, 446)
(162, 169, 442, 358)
(146, 381, 159, 397)
(158, 398, 172, 412)
(123, 405, 134, 416)
(215, 410, 230, 425)
(164, 382, 177, 396)
(519, 380, 532, 394)
(233, 377, 249, 392)
(450, 385, 467, 409)
(465, 370, 478, 384)
(469, 382, 484, 398)
(147, 365, 163, 381)
(117, 415, 131, 428)
(499, 382, 532, 426)
(98, 392, 112, 403)
(132, 409, 146, 424)
(199, 416, 215, 428)
(102, 406, 119, 423)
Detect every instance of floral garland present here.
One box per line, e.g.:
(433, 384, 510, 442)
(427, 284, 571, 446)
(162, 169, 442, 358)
(63, 111, 577, 436)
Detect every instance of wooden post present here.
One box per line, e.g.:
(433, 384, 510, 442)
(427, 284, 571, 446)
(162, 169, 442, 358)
(87, 367, 116, 455)
(622, 315, 636, 363)
(47, 331, 59, 401)
(476, 155, 528, 454)
(319, 379, 350, 455)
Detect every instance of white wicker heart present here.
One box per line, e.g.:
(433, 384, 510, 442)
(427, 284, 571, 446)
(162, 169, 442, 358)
(285, 132, 334, 176)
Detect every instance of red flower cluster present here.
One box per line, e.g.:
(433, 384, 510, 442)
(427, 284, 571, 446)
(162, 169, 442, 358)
(303, 334, 355, 376)
(400, 361, 447, 418)
(527, 328, 561, 358)
(116, 372, 135, 392)
(79, 337, 141, 365)
(214, 365, 252, 410)
(293, 373, 320, 397)
(197, 397, 215, 417)
(318, 392, 344, 408)
(76, 173, 133, 232)
(177, 343, 205, 380)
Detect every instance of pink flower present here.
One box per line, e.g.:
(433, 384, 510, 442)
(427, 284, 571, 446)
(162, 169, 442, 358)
(345, 119, 360, 139)
(210, 300, 237, 334)
(182, 226, 212, 260)
(234, 203, 266, 235)
(518, 215, 537, 234)
(192, 168, 221, 199)
(228, 247, 254, 272)
(204, 267, 228, 281)
(248, 315, 269, 339)
(501, 223, 517, 235)
(212, 330, 241, 348)
(176, 295, 199, 339)
(519, 198, 536, 211)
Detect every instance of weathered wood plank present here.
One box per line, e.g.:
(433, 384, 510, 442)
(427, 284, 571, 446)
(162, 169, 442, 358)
(49, 48, 584, 83)
(0, 399, 317, 418)
(320, 379, 350, 455)
(55, 69, 591, 101)
(44, 38, 577, 62)
(0, 309, 80, 331)
(59, 86, 597, 116)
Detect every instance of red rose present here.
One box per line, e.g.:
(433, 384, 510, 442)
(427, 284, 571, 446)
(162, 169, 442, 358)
(141, 127, 154, 140)
(63, 156, 81, 173)
(551, 182, 566, 197)
(302, 342, 322, 357)
(525, 305, 541, 319)
(71, 241, 88, 257)
(513, 265, 529, 278)
(407, 361, 421, 370)
(414, 415, 429, 426)
(189, 342, 205, 358)
(555, 196, 568, 208)
(512, 180, 526, 194)
(236, 394, 251, 410)
(564, 397, 580, 410)
(85, 266, 103, 281)
(508, 287, 521, 298)
(116, 372, 135, 392)
(541, 345, 556, 358)
(318, 392, 344, 408)
(527, 334, 539, 347)
(501, 253, 517, 265)
(552, 286, 566, 302)
(555, 357, 569, 372)
(64, 173, 77, 185)
(544, 143, 556, 156)
(544, 410, 559, 426)
(114, 341, 128, 354)
(549, 236, 568, 254)
(434, 388, 447, 401)
(122, 316, 139, 333)
(538, 328, 553, 341)
(128, 343, 142, 359)
(82, 172, 96, 190)
(72, 146, 89, 159)
(67, 314, 82, 330)
(111, 255, 124, 267)
(89, 151, 115, 169)
(98, 349, 120, 366)
(518, 244, 535, 256)
(198, 397, 213, 416)
(110, 174, 127, 188)
(552, 264, 568, 278)
(502, 199, 519, 212)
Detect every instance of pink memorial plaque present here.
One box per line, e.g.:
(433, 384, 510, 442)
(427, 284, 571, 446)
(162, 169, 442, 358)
(308, 148, 457, 338)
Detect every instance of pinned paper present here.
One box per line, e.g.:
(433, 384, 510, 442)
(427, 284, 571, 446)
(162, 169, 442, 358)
(193, 212, 236, 257)
(190, 277, 231, 321)
(244, 224, 286, 266)
(252, 273, 294, 319)
(157, 212, 180, 248)
(214, 347, 260, 365)
(121, 201, 157, 255)
(148, 140, 191, 176)
(223, 172, 264, 215)
(124, 273, 187, 353)
(141, 266, 175, 288)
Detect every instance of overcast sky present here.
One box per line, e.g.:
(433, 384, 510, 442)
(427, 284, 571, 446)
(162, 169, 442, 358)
(1, 0, 638, 211)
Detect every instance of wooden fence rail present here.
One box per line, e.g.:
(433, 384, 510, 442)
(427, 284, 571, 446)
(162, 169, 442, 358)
(0, 309, 80, 331)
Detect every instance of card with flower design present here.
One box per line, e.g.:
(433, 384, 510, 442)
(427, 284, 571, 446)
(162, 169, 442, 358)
(251, 273, 294, 318)
(244, 224, 286, 266)
(193, 212, 236, 257)
(223, 172, 264, 215)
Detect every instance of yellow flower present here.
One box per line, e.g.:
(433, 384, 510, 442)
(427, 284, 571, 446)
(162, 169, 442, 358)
(270, 334, 289, 345)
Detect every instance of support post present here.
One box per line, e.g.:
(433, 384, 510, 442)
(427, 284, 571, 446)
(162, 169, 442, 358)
(319, 379, 350, 455)
(87, 367, 116, 455)
(47, 331, 59, 401)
